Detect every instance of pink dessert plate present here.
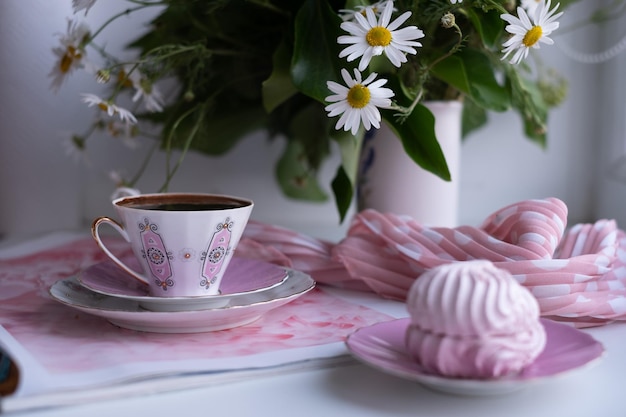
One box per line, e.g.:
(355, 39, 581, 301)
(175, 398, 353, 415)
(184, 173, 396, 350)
(78, 257, 289, 312)
(345, 318, 605, 396)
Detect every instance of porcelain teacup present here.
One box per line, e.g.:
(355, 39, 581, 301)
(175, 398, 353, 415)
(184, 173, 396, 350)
(91, 192, 253, 297)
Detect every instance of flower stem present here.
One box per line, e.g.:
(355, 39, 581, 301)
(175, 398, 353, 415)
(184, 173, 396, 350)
(394, 22, 464, 122)
(84, 2, 165, 47)
(128, 139, 160, 187)
(246, 0, 290, 16)
(425, 23, 464, 73)
(159, 103, 205, 192)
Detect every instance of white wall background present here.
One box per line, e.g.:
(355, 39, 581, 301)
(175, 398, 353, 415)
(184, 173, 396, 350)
(592, 3, 626, 223)
(1, 0, 624, 243)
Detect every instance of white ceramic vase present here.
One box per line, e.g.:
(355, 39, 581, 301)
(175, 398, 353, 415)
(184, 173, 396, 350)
(357, 100, 462, 227)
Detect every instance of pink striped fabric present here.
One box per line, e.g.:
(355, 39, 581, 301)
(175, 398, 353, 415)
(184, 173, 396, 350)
(240, 198, 626, 327)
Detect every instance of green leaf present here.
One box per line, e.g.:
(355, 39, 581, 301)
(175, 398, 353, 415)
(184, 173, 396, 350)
(430, 54, 470, 96)
(276, 140, 328, 201)
(461, 98, 488, 138)
(431, 49, 510, 112)
(332, 128, 362, 186)
(521, 117, 547, 147)
(330, 128, 363, 222)
(262, 40, 299, 113)
(159, 104, 267, 155)
(288, 102, 332, 170)
(192, 108, 267, 154)
(558, 0, 585, 9)
(291, 0, 343, 103)
(383, 104, 450, 181)
(465, 7, 504, 48)
(274, 101, 330, 202)
(513, 79, 548, 147)
(505, 69, 549, 147)
(331, 166, 353, 223)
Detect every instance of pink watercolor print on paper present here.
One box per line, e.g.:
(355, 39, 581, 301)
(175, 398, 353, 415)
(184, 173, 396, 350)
(0, 238, 392, 374)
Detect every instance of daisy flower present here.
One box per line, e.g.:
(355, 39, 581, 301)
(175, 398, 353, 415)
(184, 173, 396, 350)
(72, 0, 97, 15)
(325, 68, 394, 136)
(338, 0, 424, 71)
(105, 120, 141, 149)
(49, 19, 90, 92)
(450, 0, 463, 4)
(81, 93, 138, 124)
(61, 133, 91, 166)
(501, 0, 563, 65)
(117, 66, 164, 112)
(132, 79, 165, 112)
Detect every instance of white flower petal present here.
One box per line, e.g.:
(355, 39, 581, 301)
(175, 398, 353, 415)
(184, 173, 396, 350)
(386, 11, 411, 31)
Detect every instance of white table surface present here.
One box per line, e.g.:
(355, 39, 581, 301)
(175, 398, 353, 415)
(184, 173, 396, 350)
(11, 322, 623, 417)
(3, 232, 626, 417)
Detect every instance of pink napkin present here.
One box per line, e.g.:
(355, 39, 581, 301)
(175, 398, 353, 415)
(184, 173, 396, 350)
(240, 198, 626, 327)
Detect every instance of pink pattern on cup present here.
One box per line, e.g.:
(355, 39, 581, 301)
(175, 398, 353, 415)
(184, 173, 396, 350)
(139, 218, 173, 290)
(201, 218, 233, 289)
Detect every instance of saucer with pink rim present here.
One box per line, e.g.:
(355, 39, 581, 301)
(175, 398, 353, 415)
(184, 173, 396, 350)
(345, 318, 605, 396)
(78, 257, 290, 312)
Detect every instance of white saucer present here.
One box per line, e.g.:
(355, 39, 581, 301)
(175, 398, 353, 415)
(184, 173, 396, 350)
(50, 270, 315, 333)
(78, 257, 289, 311)
(346, 318, 604, 396)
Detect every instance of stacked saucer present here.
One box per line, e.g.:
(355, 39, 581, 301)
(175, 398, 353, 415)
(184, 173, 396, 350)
(49, 257, 315, 333)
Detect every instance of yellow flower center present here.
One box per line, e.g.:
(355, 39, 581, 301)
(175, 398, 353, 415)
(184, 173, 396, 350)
(523, 26, 543, 48)
(60, 46, 82, 73)
(366, 26, 392, 47)
(347, 84, 371, 109)
(118, 70, 134, 88)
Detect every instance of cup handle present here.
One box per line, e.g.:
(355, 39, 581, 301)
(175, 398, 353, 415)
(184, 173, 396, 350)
(91, 216, 151, 286)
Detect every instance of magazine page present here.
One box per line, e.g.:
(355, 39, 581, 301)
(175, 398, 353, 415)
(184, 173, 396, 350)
(0, 235, 401, 413)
